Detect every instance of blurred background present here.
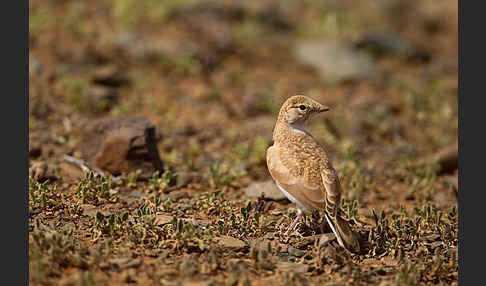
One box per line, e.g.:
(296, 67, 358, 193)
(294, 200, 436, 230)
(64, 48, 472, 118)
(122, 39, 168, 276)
(29, 0, 457, 184)
(29, 0, 458, 284)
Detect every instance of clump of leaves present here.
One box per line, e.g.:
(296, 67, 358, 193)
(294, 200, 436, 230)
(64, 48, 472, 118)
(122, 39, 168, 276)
(232, 136, 269, 166)
(197, 190, 232, 217)
(208, 161, 242, 188)
(338, 156, 375, 201)
(92, 212, 130, 240)
(368, 204, 458, 262)
(250, 136, 269, 164)
(76, 171, 118, 205)
(403, 161, 439, 201)
(126, 169, 142, 187)
(341, 199, 360, 226)
(125, 196, 162, 246)
(148, 170, 178, 192)
(30, 222, 112, 284)
(29, 9, 50, 40)
(31, 224, 75, 268)
(59, 75, 91, 113)
(111, 0, 203, 28)
(29, 177, 56, 212)
(154, 52, 203, 76)
(166, 217, 214, 253)
(230, 201, 263, 237)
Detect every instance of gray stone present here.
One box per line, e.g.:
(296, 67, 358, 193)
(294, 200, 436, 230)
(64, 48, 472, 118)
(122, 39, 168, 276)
(276, 261, 309, 273)
(287, 246, 306, 258)
(109, 258, 142, 269)
(217, 236, 246, 250)
(29, 56, 43, 75)
(355, 32, 430, 62)
(295, 39, 380, 84)
(318, 233, 336, 248)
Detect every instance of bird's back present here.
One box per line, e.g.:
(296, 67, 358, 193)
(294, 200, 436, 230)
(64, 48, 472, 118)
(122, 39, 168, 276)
(267, 122, 338, 211)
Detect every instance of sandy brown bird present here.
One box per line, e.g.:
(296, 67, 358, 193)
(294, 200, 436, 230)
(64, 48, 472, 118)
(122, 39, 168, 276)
(266, 95, 360, 253)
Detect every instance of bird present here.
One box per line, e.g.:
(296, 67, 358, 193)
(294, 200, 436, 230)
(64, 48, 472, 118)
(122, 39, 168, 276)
(266, 95, 360, 253)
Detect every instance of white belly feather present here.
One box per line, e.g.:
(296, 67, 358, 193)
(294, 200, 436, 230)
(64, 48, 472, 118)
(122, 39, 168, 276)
(275, 181, 311, 211)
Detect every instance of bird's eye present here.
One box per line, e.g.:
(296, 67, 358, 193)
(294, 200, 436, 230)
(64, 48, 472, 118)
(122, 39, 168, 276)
(299, 105, 307, 110)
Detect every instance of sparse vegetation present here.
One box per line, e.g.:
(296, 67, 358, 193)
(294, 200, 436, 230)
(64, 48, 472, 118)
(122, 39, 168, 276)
(29, 0, 457, 284)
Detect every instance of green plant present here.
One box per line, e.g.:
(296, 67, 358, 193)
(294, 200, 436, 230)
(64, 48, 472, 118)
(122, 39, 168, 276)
(76, 171, 118, 205)
(126, 169, 142, 187)
(93, 212, 130, 240)
(30, 9, 50, 39)
(208, 161, 242, 188)
(341, 199, 360, 225)
(404, 161, 439, 202)
(148, 170, 178, 192)
(59, 75, 91, 113)
(29, 177, 55, 212)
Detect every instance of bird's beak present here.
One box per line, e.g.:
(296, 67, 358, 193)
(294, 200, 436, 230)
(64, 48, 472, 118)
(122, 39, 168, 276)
(318, 105, 331, 113)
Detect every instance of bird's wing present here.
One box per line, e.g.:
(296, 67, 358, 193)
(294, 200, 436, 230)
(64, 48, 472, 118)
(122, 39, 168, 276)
(320, 166, 342, 217)
(320, 164, 360, 253)
(266, 145, 326, 210)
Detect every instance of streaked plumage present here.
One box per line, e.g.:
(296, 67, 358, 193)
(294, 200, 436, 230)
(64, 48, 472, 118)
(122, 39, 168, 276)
(266, 95, 360, 253)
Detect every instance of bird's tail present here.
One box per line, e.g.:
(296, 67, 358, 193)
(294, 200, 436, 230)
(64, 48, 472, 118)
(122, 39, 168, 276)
(323, 211, 360, 253)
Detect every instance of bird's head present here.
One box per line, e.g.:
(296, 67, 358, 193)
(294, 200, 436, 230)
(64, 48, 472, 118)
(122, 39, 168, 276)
(278, 95, 331, 125)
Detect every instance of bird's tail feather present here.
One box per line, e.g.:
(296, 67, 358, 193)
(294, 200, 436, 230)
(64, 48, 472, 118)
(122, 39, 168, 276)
(323, 212, 360, 253)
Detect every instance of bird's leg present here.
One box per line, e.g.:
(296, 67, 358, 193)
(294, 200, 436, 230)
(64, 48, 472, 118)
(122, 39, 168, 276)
(284, 209, 303, 236)
(310, 212, 328, 234)
(318, 218, 328, 234)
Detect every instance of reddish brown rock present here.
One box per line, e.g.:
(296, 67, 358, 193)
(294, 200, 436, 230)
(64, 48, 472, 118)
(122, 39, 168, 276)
(79, 116, 164, 176)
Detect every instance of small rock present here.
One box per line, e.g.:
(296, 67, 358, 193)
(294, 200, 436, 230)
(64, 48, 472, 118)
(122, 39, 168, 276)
(287, 246, 306, 258)
(80, 204, 98, 218)
(115, 33, 139, 48)
(355, 31, 430, 62)
(109, 257, 142, 269)
(155, 214, 174, 226)
(92, 65, 130, 87)
(175, 172, 196, 188)
(295, 39, 380, 84)
(276, 261, 309, 273)
(81, 85, 118, 113)
(169, 191, 190, 201)
(29, 161, 57, 182)
(256, 4, 294, 31)
(443, 174, 458, 195)
(433, 190, 451, 208)
(130, 191, 147, 199)
(181, 281, 208, 286)
(29, 56, 43, 75)
(318, 233, 336, 248)
(30, 98, 52, 118)
(244, 180, 287, 201)
(124, 269, 137, 283)
(298, 235, 321, 248)
(59, 162, 84, 180)
(29, 143, 42, 159)
(217, 236, 246, 250)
